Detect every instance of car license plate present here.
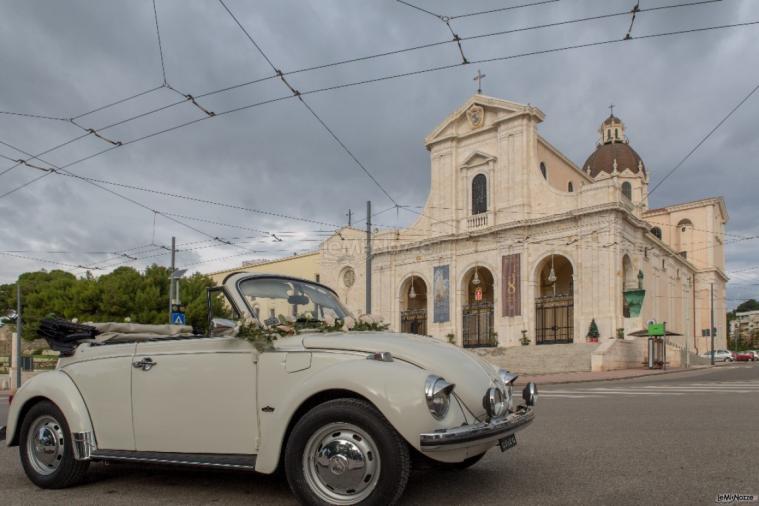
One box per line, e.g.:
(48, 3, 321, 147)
(498, 434, 517, 452)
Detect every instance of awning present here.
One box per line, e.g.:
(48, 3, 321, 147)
(627, 329, 683, 337)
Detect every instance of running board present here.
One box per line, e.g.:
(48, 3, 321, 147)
(91, 450, 256, 470)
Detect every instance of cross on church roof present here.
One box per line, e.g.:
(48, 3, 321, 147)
(609, 104, 615, 117)
(473, 70, 486, 94)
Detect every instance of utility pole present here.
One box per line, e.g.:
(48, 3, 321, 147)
(169, 236, 176, 323)
(365, 201, 372, 315)
(15, 283, 22, 389)
(710, 283, 715, 366)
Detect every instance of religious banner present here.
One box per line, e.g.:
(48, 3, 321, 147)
(502, 253, 521, 317)
(433, 265, 450, 323)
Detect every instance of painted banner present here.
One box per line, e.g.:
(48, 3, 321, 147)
(433, 265, 450, 323)
(502, 253, 521, 317)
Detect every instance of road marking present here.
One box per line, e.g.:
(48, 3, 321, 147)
(543, 391, 685, 396)
(541, 380, 759, 399)
(539, 394, 600, 398)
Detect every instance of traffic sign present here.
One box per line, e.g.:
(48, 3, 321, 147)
(171, 312, 186, 325)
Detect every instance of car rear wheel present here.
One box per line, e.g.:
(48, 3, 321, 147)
(284, 398, 410, 506)
(19, 400, 89, 489)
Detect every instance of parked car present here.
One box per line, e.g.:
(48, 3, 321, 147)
(749, 350, 759, 361)
(734, 351, 757, 362)
(1, 273, 537, 505)
(702, 350, 734, 362)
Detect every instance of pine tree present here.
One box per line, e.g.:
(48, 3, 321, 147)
(588, 319, 600, 339)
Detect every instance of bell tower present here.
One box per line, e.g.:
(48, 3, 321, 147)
(599, 108, 627, 145)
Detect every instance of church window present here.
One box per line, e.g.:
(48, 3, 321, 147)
(568, 181, 574, 192)
(539, 162, 547, 179)
(621, 181, 632, 200)
(471, 174, 487, 215)
(615, 128, 619, 140)
(651, 227, 662, 239)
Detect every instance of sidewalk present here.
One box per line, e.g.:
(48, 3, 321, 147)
(514, 365, 714, 385)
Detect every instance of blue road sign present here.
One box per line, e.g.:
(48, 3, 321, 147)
(171, 312, 186, 325)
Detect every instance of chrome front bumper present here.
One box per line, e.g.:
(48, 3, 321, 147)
(419, 407, 535, 451)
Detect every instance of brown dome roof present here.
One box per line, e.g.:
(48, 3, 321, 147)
(583, 141, 645, 178)
(603, 114, 622, 126)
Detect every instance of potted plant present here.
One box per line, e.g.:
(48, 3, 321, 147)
(616, 327, 625, 340)
(446, 333, 455, 344)
(520, 329, 531, 346)
(587, 319, 600, 343)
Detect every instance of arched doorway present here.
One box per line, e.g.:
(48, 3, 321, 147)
(462, 266, 495, 347)
(400, 276, 427, 335)
(535, 255, 574, 344)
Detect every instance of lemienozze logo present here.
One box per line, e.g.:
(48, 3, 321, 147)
(715, 493, 758, 504)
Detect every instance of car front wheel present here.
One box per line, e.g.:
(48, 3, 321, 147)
(19, 400, 89, 489)
(284, 398, 410, 506)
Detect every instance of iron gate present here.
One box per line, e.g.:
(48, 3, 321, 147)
(401, 309, 427, 336)
(462, 302, 495, 347)
(535, 295, 574, 344)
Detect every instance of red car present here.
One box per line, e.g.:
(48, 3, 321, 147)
(734, 351, 756, 362)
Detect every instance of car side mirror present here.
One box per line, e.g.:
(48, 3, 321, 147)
(210, 317, 237, 336)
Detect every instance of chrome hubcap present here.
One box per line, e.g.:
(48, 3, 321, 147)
(26, 415, 65, 476)
(303, 422, 380, 505)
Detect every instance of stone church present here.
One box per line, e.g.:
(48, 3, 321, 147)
(316, 94, 728, 353)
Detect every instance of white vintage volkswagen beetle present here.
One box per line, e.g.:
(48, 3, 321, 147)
(2, 273, 536, 505)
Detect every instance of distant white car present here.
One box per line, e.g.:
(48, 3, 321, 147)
(702, 349, 734, 362)
(2, 273, 537, 505)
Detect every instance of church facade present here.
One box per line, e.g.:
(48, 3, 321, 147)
(314, 95, 728, 352)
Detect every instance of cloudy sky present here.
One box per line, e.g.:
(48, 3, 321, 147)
(0, 0, 757, 306)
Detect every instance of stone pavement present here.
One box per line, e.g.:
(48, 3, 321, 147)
(513, 364, 715, 385)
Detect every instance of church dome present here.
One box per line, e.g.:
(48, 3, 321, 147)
(582, 113, 646, 178)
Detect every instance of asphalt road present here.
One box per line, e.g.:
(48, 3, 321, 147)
(1, 364, 758, 505)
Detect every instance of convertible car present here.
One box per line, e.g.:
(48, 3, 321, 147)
(2, 273, 537, 505)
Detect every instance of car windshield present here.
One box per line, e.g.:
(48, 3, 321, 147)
(239, 277, 351, 327)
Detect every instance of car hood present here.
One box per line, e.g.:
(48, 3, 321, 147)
(301, 331, 498, 417)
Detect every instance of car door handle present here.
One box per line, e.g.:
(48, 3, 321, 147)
(132, 357, 157, 371)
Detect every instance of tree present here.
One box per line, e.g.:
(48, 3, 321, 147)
(5, 265, 219, 340)
(736, 299, 759, 313)
(587, 319, 600, 340)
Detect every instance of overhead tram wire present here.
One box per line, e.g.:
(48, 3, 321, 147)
(396, 0, 561, 64)
(38, 5, 740, 239)
(2, 14, 753, 235)
(2, 18, 756, 208)
(216, 0, 399, 207)
(0, 140, 262, 256)
(396, 0, 559, 21)
(648, 80, 759, 196)
(0, 0, 721, 181)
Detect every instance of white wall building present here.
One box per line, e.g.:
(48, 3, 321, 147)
(316, 94, 729, 352)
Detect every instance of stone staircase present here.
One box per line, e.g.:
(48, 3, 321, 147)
(471, 343, 600, 375)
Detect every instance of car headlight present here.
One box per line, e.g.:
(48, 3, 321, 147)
(483, 387, 507, 418)
(425, 375, 455, 420)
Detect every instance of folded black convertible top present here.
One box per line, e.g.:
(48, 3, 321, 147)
(37, 317, 100, 356)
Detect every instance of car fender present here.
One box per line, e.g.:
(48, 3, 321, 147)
(6, 370, 94, 448)
(254, 352, 467, 473)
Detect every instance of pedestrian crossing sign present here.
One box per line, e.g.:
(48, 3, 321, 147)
(171, 312, 186, 325)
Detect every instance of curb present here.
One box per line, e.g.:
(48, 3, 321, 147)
(514, 365, 716, 386)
